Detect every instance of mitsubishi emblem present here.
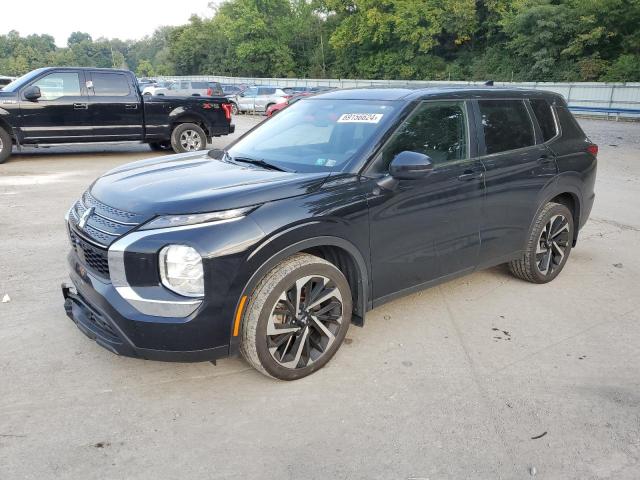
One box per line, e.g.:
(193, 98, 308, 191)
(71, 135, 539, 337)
(78, 207, 94, 231)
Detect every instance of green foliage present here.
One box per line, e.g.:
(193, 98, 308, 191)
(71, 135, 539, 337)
(1, 0, 639, 81)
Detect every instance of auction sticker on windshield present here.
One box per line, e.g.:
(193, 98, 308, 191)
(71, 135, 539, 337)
(337, 113, 384, 123)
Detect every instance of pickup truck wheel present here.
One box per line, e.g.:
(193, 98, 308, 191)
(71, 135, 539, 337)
(509, 202, 574, 283)
(149, 141, 172, 152)
(0, 127, 12, 164)
(170, 123, 207, 153)
(240, 253, 352, 380)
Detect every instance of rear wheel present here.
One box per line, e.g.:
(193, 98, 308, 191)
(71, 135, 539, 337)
(509, 202, 574, 283)
(0, 127, 12, 164)
(230, 102, 239, 115)
(170, 123, 207, 153)
(240, 253, 352, 380)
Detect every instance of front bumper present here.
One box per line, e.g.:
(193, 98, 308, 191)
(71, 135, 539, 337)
(62, 282, 229, 362)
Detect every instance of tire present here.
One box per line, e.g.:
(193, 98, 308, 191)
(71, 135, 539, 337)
(509, 202, 574, 283)
(230, 102, 239, 115)
(148, 141, 172, 152)
(170, 123, 207, 153)
(240, 253, 352, 380)
(0, 127, 12, 164)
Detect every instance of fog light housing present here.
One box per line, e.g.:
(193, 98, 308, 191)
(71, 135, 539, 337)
(159, 245, 204, 297)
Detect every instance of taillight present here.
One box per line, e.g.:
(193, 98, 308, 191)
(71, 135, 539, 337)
(587, 144, 598, 156)
(221, 103, 232, 121)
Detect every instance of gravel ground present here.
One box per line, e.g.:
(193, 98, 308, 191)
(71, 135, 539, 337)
(0, 116, 639, 479)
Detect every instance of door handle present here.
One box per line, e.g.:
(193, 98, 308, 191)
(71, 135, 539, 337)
(73, 103, 88, 110)
(457, 170, 484, 181)
(125, 104, 138, 110)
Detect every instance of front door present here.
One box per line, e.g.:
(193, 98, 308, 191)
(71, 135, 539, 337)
(18, 70, 92, 143)
(88, 71, 143, 141)
(473, 99, 558, 265)
(238, 87, 257, 112)
(367, 100, 485, 302)
(255, 87, 276, 112)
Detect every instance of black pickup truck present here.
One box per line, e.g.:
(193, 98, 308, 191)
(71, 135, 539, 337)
(0, 67, 234, 163)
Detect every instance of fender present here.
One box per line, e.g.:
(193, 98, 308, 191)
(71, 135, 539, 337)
(526, 172, 583, 246)
(168, 107, 211, 130)
(228, 228, 371, 352)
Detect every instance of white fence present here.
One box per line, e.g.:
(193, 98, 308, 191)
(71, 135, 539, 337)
(157, 75, 640, 118)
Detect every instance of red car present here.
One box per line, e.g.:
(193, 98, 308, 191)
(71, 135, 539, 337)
(265, 93, 311, 117)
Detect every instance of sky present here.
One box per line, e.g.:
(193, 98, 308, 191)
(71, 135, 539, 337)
(1, 0, 217, 46)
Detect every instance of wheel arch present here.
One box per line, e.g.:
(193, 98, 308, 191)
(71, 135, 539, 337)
(169, 113, 210, 137)
(531, 183, 582, 247)
(235, 235, 370, 344)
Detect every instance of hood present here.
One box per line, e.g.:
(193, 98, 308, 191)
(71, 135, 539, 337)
(90, 151, 329, 216)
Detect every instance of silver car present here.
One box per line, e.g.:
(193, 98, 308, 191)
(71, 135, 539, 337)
(229, 86, 289, 114)
(146, 80, 213, 97)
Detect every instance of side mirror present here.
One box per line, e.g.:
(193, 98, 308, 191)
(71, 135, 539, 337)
(389, 151, 433, 180)
(24, 85, 41, 101)
(239, 92, 245, 97)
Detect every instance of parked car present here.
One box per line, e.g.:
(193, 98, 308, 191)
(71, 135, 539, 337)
(283, 86, 313, 94)
(265, 92, 311, 117)
(228, 86, 290, 114)
(0, 75, 15, 88)
(142, 80, 175, 95)
(150, 80, 221, 97)
(61, 87, 596, 380)
(205, 82, 224, 96)
(0, 67, 234, 163)
(221, 84, 244, 96)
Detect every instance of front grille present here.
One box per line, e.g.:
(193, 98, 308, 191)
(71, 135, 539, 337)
(69, 228, 110, 278)
(67, 189, 149, 278)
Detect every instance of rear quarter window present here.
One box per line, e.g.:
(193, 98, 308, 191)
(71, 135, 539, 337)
(479, 100, 535, 154)
(530, 99, 558, 142)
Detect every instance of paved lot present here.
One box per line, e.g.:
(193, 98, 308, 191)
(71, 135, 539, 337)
(1, 116, 639, 479)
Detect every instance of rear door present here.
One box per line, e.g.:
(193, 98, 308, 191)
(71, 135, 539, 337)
(88, 71, 143, 141)
(18, 69, 91, 143)
(474, 99, 558, 265)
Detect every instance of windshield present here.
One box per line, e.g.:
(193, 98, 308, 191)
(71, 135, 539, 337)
(228, 99, 398, 173)
(1, 68, 47, 92)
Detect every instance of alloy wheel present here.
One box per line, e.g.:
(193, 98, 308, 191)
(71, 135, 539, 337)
(179, 130, 203, 151)
(266, 275, 344, 369)
(536, 214, 571, 276)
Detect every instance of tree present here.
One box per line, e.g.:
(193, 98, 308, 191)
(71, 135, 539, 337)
(136, 59, 156, 77)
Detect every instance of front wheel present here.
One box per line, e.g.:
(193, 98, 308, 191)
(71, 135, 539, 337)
(0, 127, 12, 164)
(240, 253, 352, 380)
(509, 202, 574, 283)
(170, 123, 207, 153)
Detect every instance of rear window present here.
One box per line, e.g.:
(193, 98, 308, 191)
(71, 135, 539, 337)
(92, 73, 130, 96)
(479, 100, 535, 154)
(530, 99, 558, 142)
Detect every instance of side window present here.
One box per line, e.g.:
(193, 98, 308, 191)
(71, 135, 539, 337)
(530, 99, 558, 142)
(478, 100, 535, 154)
(258, 87, 276, 96)
(243, 87, 258, 97)
(92, 73, 131, 96)
(374, 101, 468, 173)
(192, 82, 209, 89)
(32, 72, 81, 100)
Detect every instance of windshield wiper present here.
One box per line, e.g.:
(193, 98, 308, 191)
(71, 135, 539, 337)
(231, 156, 293, 172)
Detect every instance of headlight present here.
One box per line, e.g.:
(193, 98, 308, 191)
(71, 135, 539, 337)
(140, 206, 254, 231)
(159, 245, 204, 297)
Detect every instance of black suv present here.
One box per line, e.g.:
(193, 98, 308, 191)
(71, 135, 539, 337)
(62, 87, 597, 380)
